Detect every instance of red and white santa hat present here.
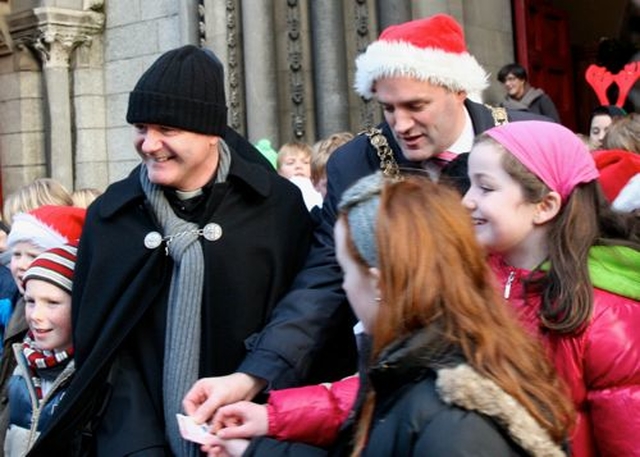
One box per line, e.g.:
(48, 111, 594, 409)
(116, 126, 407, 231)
(7, 205, 86, 250)
(354, 14, 489, 101)
(594, 149, 640, 213)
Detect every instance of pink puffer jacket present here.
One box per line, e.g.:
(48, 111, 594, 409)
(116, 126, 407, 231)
(490, 253, 640, 457)
(267, 375, 358, 447)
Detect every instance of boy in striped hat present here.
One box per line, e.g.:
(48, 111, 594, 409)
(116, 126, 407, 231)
(4, 244, 78, 457)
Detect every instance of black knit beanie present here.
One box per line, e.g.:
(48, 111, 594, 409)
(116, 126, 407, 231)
(126, 45, 227, 135)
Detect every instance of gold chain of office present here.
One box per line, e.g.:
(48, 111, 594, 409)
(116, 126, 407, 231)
(363, 105, 509, 180)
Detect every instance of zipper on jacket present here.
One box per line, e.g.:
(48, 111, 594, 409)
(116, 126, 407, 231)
(503, 270, 516, 299)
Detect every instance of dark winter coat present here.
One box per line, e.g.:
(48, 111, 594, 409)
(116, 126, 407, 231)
(500, 87, 561, 123)
(238, 100, 551, 388)
(0, 298, 27, 457)
(5, 344, 75, 457)
(244, 329, 564, 456)
(27, 137, 313, 456)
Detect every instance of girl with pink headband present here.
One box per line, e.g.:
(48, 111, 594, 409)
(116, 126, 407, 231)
(463, 120, 640, 457)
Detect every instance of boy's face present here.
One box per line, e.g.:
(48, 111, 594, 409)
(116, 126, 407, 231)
(10, 241, 44, 294)
(24, 279, 72, 352)
(278, 153, 311, 179)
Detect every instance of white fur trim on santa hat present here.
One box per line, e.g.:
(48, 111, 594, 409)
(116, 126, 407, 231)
(7, 212, 69, 250)
(354, 40, 489, 101)
(613, 173, 640, 212)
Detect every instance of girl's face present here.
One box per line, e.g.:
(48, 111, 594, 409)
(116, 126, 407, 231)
(589, 114, 612, 149)
(24, 279, 72, 352)
(334, 218, 379, 333)
(10, 241, 44, 294)
(462, 143, 546, 269)
(278, 152, 311, 179)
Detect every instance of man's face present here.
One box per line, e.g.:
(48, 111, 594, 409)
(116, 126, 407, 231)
(133, 124, 219, 191)
(373, 77, 467, 162)
(502, 74, 526, 100)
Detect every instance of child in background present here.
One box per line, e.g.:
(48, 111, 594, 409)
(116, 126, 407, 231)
(587, 105, 626, 151)
(0, 220, 18, 346)
(71, 187, 103, 209)
(276, 141, 313, 180)
(4, 244, 78, 456)
(462, 120, 640, 457)
(0, 205, 86, 451)
(0, 220, 9, 264)
(311, 132, 354, 199)
(277, 141, 322, 211)
(602, 112, 640, 153)
(2, 178, 73, 226)
(202, 174, 573, 456)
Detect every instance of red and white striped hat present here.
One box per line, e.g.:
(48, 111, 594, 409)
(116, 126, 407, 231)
(23, 243, 78, 294)
(354, 14, 489, 101)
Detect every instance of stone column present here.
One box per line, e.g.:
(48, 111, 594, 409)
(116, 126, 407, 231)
(203, 0, 246, 135)
(310, 0, 349, 139)
(9, 7, 104, 190)
(33, 32, 75, 190)
(241, 0, 278, 145)
(377, 0, 411, 30)
(179, 1, 198, 45)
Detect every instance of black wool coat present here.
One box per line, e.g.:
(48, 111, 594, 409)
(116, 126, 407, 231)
(28, 139, 313, 456)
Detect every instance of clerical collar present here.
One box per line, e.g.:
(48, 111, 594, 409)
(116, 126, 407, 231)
(175, 188, 204, 200)
(446, 107, 474, 154)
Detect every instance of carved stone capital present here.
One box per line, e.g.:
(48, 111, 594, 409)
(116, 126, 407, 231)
(8, 6, 104, 67)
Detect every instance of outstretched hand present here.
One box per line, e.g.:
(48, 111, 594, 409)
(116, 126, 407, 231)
(212, 401, 269, 439)
(183, 372, 266, 424)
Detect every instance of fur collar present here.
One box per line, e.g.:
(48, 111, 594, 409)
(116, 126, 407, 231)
(437, 364, 565, 457)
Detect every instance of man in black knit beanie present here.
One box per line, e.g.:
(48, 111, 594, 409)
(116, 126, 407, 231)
(29, 45, 313, 456)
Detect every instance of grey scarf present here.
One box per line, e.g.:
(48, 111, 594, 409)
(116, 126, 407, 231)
(139, 140, 231, 456)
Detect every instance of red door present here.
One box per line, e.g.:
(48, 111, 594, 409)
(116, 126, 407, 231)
(513, 0, 576, 130)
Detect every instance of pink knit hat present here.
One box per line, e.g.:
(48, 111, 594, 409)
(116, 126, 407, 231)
(354, 14, 489, 100)
(7, 205, 86, 250)
(484, 121, 599, 201)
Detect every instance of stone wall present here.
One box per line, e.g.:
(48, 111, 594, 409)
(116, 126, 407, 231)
(0, 0, 514, 200)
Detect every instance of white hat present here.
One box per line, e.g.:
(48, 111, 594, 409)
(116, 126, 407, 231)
(354, 14, 489, 101)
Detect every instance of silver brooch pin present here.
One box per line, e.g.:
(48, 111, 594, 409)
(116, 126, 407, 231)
(144, 231, 163, 249)
(143, 223, 223, 252)
(201, 223, 222, 241)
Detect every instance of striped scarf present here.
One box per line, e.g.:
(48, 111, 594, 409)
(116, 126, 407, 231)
(22, 331, 73, 401)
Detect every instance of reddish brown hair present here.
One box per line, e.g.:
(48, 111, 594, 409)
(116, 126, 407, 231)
(341, 176, 574, 453)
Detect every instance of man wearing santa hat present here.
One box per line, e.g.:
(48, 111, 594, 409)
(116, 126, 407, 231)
(183, 13, 552, 424)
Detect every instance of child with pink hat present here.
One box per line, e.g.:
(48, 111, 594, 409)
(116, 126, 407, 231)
(462, 120, 640, 457)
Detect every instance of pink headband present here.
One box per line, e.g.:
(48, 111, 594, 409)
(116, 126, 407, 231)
(485, 121, 599, 201)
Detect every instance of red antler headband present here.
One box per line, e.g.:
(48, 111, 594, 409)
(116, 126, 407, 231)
(585, 62, 640, 107)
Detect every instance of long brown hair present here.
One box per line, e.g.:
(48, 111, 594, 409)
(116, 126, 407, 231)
(485, 137, 640, 333)
(342, 176, 574, 454)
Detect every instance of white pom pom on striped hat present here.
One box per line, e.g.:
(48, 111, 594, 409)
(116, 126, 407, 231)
(23, 243, 78, 294)
(354, 14, 489, 101)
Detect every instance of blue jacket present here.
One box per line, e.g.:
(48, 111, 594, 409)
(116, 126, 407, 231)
(5, 343, 74, 457)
